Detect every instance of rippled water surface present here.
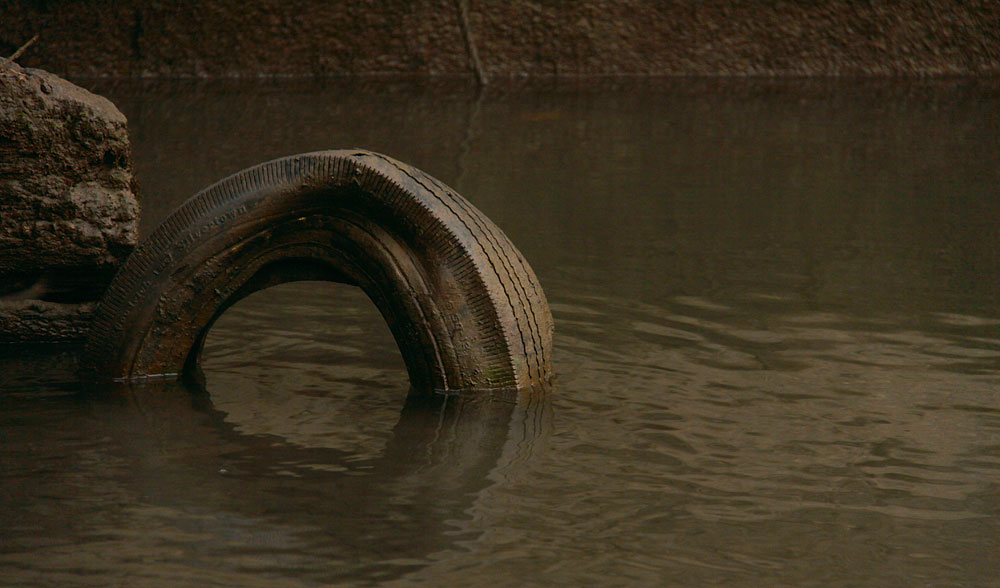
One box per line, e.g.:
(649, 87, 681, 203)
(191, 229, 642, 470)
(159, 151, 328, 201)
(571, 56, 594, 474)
(2, 79, 999, 586)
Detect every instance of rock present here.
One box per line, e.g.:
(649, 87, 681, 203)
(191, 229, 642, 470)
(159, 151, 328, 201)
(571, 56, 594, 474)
(0, 64, 139, 341)
(0, 301, 96, 342)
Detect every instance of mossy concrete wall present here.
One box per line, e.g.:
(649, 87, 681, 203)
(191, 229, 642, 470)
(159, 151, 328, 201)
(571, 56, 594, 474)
(2, 1, 998, 78)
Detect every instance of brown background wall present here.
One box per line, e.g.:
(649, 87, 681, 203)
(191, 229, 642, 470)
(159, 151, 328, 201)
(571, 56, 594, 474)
(2, 1, 998, 78)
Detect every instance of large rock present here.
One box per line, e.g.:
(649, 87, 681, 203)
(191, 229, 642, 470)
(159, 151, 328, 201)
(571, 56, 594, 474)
(0, 63, 139, 341)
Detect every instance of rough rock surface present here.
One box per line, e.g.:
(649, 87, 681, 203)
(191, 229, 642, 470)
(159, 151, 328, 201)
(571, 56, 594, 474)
(1, 0, 998, 78)
(1, 63, 139, 341)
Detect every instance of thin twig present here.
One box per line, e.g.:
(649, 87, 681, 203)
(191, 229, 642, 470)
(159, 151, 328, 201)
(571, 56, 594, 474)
(1, 34, 39, 71)
(455, 0, 487, 87)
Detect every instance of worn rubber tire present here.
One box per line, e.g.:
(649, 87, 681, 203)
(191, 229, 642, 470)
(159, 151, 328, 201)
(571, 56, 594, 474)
(81, 150, 554, 392)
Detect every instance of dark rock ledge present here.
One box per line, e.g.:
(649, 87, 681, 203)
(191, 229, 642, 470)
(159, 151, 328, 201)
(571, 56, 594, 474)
(1, 64, 139, 342)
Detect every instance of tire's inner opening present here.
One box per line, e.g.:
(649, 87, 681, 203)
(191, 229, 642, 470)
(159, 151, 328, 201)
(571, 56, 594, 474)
(198, 281, 409, 460)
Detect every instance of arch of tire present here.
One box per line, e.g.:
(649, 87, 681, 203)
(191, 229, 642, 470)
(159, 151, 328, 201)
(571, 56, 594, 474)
(82, 150, 554, 392)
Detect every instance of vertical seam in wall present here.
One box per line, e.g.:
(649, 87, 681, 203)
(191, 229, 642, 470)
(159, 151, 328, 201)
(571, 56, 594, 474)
(455, 0, 488, 86)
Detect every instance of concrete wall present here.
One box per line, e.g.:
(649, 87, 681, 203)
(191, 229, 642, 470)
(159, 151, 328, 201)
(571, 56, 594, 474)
(2, 1, 998, 78)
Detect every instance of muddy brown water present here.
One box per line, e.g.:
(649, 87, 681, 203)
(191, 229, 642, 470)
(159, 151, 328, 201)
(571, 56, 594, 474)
(2, 79, 999, 587)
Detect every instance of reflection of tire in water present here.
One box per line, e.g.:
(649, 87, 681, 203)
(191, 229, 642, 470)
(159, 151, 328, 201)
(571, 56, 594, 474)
(82, 380, 550, 584)
(81, 150, 554, 392)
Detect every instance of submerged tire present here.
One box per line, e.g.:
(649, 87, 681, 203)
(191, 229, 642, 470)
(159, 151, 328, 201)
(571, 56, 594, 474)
(81, 150, 554, 392)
